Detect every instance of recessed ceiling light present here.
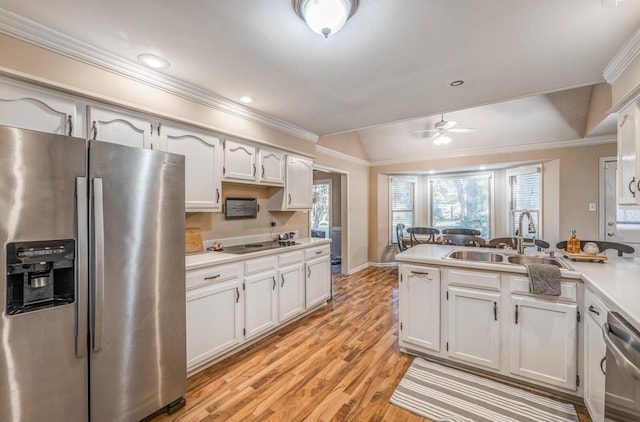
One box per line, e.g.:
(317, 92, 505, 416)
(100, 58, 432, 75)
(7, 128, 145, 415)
(240, 96, 253, 103)
(137, 54, 170, 70)
(450, 80, 464, 87)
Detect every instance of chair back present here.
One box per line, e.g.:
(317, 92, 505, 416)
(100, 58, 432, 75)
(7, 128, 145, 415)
(556, 240, 634, 257)
(438, 234, 486, 247)
(396, 224, 407, 252)
(441, 228, 482, 236)
(407, 227, 440, 245)
(488, 237, 550, 250)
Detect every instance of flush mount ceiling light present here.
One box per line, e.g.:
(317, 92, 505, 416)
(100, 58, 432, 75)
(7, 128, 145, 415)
(293, 0, 359, 38)
(137, 54, 170, 70)
(240, 96, 253, 103)
(432, 133, 452, 146)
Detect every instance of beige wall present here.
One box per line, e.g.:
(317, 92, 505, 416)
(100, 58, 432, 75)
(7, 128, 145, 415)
(585, 83, 613, 135)
(369, 142, 617, 264)
(317, 131, 369, 161)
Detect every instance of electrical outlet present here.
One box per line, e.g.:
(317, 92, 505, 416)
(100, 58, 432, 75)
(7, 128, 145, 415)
(270, 219, 277, 227)
(588, 202, 596, 212)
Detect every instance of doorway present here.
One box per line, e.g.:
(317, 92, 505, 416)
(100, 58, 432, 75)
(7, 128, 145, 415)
(313, 167, 347, 275)
(600, 157, 640, 257)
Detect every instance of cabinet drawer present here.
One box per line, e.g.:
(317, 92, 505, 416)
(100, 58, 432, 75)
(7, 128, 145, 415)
(509, 276, 577, 302)
(584, 287, 609, 326)
(304, 245, 330, 260)
(245, 256, 277, 275)
(447, 269, 500, 290)
(186, 262, 242, 290)
(279, 250, 304, 266)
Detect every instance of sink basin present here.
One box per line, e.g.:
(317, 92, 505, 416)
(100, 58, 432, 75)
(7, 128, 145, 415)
(506, 255, 569, 269)
(446, 250, 504, 263)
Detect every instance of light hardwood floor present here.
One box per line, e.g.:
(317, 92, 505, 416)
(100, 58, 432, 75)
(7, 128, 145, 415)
(154, 266, 591, 422)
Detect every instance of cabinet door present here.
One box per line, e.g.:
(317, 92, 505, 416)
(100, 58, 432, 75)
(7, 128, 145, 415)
(305, 256, 330, 308)
(186, 279, 243, 370)
(448, 287, 501, 370)
(88, 106, 153, 149)
(223, 139, 256, 182)
(0, 80, 80, 136)
(278, 264, 305, 323)
(399, 265, 441, 353)
(244, 271, 278, 340)
(510, 296, 577, 390)
(164, 125, 222, 211)
(285, 155, 313, 209)
(259, 148, 285, 185)
(585, 313, 606, 422)
(617, 100, 640, 205)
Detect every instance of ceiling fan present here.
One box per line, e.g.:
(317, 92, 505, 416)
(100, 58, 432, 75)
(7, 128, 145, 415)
(412, 113, 476, 145)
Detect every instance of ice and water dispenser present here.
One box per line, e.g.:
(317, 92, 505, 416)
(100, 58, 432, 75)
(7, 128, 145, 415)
(6, 239, 75, 315)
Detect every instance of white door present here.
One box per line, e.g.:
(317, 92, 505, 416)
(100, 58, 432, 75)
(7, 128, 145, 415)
(186, 279, 243, 370)
(278, 264, 304, 323)
(510, 296, 577, 390)
(305, 256, 330, 308)
(399, 265, 440, 353)
(286, 156, 313, 208)
(447, 287, 501, 370)
(223, 139, 256, 182)
(602, 158, 640, 256)
(244, 271, 278, 340)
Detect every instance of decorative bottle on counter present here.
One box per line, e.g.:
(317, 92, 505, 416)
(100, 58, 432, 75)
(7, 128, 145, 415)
(567, 230, 580, 253)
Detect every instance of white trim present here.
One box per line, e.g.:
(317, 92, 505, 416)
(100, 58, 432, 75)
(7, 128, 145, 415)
(347, 262, 370, 275)
(315, 145, 370, 166)
(599, 156, 616, 242)
(368, 262, 397, 268)
(603, 26, 640, 84)
(370, 135, 616, 167)
(0, 9, 319, 143)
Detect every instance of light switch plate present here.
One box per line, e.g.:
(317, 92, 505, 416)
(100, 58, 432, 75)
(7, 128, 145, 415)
(588, 202, 596, 212)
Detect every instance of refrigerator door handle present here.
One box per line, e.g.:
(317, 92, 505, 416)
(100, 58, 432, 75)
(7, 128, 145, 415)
(76, 177, 88, 358)
(93, 177, 105, 352)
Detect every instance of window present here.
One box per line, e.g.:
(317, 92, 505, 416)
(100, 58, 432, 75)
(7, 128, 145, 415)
(390, 177, 416, 243)
(507, 165, 542, 237)
(429, 173, 493, 238)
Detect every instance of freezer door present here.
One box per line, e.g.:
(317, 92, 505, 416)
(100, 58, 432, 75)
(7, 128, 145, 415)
(88, 141, 186, 422)
(0, 126, 89, 421)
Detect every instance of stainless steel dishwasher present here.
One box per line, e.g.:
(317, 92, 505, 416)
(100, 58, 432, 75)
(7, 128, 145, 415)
(602, 312, 640, 421)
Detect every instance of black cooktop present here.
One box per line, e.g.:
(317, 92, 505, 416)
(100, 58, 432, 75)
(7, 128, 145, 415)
(211, 241, 299, 255)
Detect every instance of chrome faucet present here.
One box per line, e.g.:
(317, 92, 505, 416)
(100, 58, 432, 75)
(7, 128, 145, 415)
(517, 210, 536, 254)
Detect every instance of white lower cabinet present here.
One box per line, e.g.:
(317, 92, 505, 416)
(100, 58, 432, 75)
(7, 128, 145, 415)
(244, 270, 278, 340)
(305, 246, 331, 308)
(583, 288, 609, 422)
(279, 263, 305, 323)
(398, 265, 441, 353)
(509, 295, 578, 390)
(447, 286, 501, 370)
(186, 277, 243, 370)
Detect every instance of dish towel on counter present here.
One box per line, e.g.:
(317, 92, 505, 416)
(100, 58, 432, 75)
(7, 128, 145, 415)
(526, 263, 561, 296)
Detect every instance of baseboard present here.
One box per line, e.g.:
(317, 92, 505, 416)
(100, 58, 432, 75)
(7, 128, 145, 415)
(368, 261, 398, 268)
(346, 262, 370, 275)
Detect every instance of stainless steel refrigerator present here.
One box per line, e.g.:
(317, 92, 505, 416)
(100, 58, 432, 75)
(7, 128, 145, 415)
(0, 125, 187, 421)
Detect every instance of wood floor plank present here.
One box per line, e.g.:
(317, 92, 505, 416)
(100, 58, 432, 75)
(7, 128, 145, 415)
(152, 266, 591, 422)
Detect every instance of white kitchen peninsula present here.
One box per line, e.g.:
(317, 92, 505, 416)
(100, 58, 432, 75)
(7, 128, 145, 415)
(396, 243, 640, 422)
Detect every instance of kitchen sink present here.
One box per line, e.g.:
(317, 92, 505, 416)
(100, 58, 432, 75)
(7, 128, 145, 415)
(446, 250, 504, 263)
(506, 255, 569, 268)
(443, 249, 571, 269)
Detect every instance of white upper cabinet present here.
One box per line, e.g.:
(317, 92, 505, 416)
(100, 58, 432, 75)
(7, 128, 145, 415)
(162, 124, 222, 212)
(258, 148, 285, 185)
(223, 139, 257, 182)
(88, 106, 154, 149)
(618, 99, 640, 205)
(269, 155, 313, 210)
(0, 78, 82, 137)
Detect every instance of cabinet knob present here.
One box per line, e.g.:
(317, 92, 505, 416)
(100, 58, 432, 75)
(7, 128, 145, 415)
(607, 232, 615, 237)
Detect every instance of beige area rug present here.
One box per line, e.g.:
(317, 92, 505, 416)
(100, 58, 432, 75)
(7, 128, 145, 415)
(390, 358, 579, 422)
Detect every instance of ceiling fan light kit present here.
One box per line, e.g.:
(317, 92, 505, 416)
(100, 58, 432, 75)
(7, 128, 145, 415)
(293, 0, 359, 38)
(411, 112, 476, 145)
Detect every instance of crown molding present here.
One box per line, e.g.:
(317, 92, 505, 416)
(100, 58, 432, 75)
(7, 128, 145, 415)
(315, 145, 371, 166)
(369, 135, 617, 167)
(0, 9, 319, 143)
(603, 26, 640, 84)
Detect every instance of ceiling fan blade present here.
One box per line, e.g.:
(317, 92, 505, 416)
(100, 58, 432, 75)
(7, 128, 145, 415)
(411, 129, 439, 134)
(449, 128, 476, 133)
(442, 120, 458, 130)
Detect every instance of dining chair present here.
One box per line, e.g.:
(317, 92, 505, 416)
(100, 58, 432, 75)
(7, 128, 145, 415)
(396, 224, 408, 252)
(441, 228, 482, 236)
(488, 237, 550, 250)
(438, 234, 486, 247)
(407, 227, 440, 246)
(555, 240, 634, 256)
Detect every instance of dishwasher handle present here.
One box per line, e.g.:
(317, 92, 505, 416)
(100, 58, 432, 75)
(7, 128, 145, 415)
(603, 317, 640, 380)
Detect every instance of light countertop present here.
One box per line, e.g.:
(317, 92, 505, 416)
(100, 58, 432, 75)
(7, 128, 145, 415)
(397, 244, 640, 331)
(185, 237, 331, 271)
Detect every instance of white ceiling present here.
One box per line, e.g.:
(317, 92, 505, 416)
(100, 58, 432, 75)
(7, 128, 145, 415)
(0, 0, 638, 162)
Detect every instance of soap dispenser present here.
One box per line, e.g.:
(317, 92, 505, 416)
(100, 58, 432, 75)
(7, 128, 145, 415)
(567, 230, 580, 254)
